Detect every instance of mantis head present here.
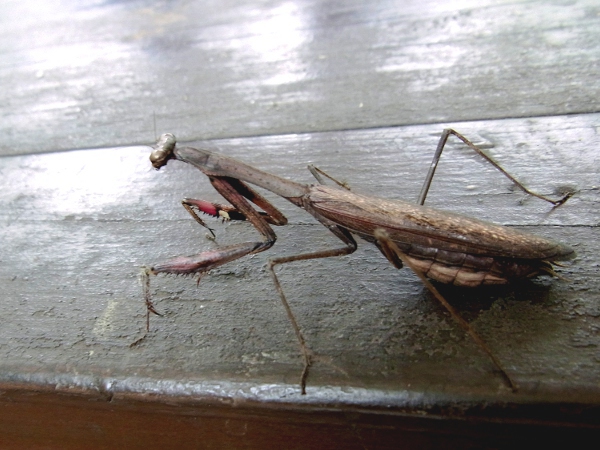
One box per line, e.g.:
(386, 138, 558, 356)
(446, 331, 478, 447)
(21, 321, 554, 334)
(150, 133, 177, 169)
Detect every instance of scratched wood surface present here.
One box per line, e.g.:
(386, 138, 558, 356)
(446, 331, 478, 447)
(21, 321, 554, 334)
(1, 0, 599, 446)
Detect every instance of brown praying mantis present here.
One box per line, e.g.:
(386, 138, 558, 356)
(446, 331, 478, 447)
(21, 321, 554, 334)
(139, 129, 574, 394)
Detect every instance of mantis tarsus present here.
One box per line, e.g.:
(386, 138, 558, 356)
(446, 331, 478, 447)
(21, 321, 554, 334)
(139, 129, 575, 394)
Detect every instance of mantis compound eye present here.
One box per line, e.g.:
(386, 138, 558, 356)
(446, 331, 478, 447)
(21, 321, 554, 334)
(150, 133, 176, 169)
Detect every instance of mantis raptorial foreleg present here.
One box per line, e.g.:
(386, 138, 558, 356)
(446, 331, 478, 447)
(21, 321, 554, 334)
(139, 175, 285, 332)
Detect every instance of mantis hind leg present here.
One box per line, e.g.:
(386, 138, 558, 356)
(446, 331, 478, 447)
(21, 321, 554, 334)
(418, 129, 574, 207)
(374, 228, 518, 392)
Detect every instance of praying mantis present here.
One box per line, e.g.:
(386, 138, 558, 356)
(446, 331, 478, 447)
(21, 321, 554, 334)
(139, 129, 574, 394)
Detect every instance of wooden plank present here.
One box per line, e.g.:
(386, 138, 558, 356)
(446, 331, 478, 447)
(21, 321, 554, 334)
(0, 388, 596, 449)
(0, 116, 597, 405)
(1, 0, 599, 155)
